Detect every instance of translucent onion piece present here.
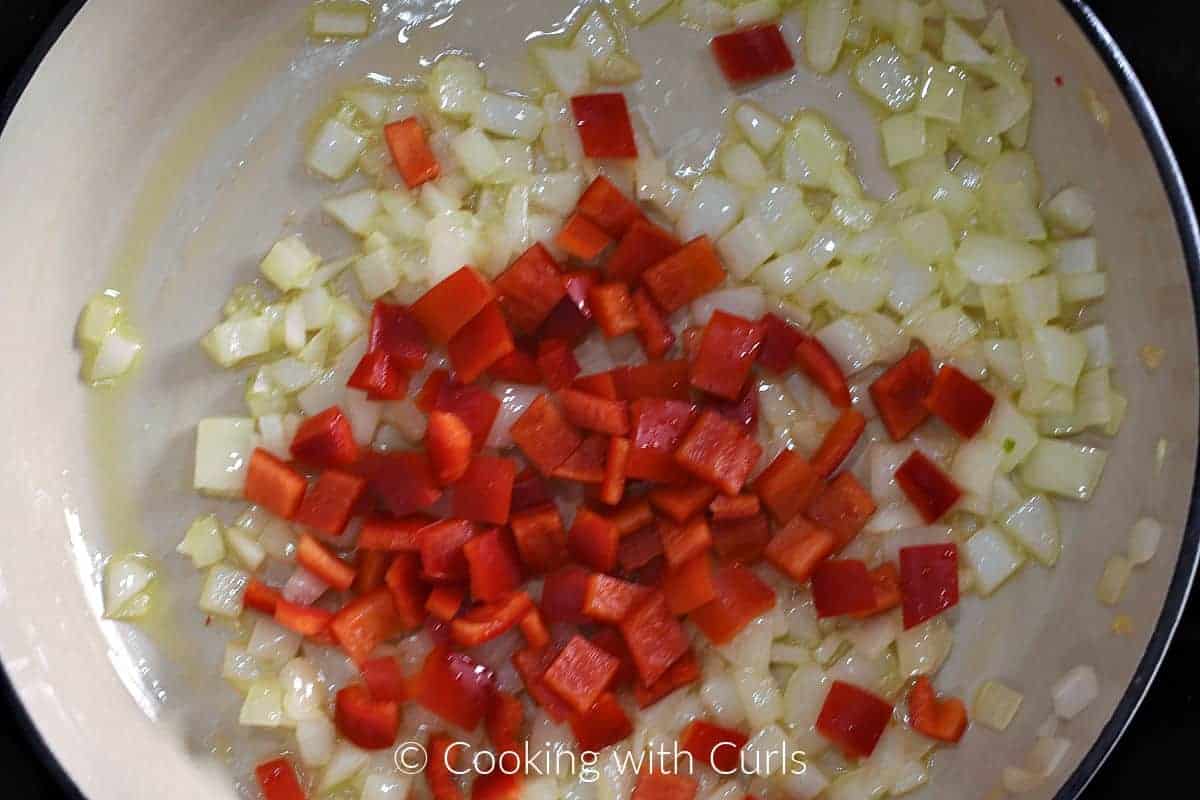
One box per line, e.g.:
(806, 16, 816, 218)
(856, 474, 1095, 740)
(1128, 517, 1163, 566)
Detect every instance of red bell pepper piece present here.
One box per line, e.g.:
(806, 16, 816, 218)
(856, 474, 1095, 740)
(426, 411, 472, 485)
(641, 236, 727, 313)
(662, 554, 717, 615)
(631, 288, 676, 360)
(347, 350, 408, 400)
(899, 544, 959, 629)
(568, 692, 634, 752)
(362, 656, 408, 703)
(559, 389, 630, 436)
(711, 24, 795, 83)
(463, 528, 523, 602)
(434, 378, 501, 451)
(425, 585, 465, 622)
(355, 553, 389, 595)
(510, 467, 552, 513)
(296, 533, 357, 591)
(632, 648, 701, 708)
(571, 93, 639, 159)
(536, 338, 582, 390)
(681, 326, 704, 362)
(356, 451, 443, 517)
(680, 720, 750, 774)
(752, 448, 821, 524)
(335, 684, 400, 750)
(649, 482, 719, 524)
(451, 591, 534, 647)
(494, 242, 566, 334)
(619, 591, 690, 685)
(510, 505, 568, 574)
(556, 212, 614, 261)
(518, 608, 551, 650)
(764, 516, 836, 584)
(573, 371, 620, 400)
(568, 507, 620, 572)
(384, 552, 429, 630)
(448, 303, 515, 384)
(614, 360, 692, 400)
(576, 176, 643, 239)
(419, 519, 476, 582)
(417, 369, 450, 412)
(795, 335, 852, 409)
(584, 574, 652, 624)
(852, 562, 902, 618)
(255, 758, 306, 800)
(660, 516, 713, 568)
(689, 564, 776, 644)
(588, 283, 640, 338)
(245, 449, 307, 520)
(410, 266, 496, 344)
(618, 525, 665, 572)
(709, 493, 760, 520)
(816, 681, 894, 758)
(358, 515, 431, 551)
(384, 117, 439, 188)
(895, 451, 961, 523)
(543, 634, 621, 713)
(690, 311, 764, 401)
(331, 587, 406, 664)
(244, 579, 283, 615)
(414, 646, 495, 730)
(631, 772, 698, 800)
(870, 348, 936, 440)
(291, 406, 360, 468)
(538, 291, 595, 346)
(757, 313, 804, 373)
(710, 514, 772, 565)
(811, 409, 867, 477)
(907, 676, 968, 743)
(510, 394, 584, 474)
(488, 348, 542, 384)
(611, 496, 654, 535)
(805, 472, 878, 549)
(293, 469, 367, 536)
(486, 690, 525, 755)
(274, 599, 334, 638)
(513, 645, 574, 721)
(452, 455, 516, 525)
(601, 436, 631, 505)
(541, 565, 591, 626)
(553, 433, 608, 484)
(606, 218, 682, 284)
(674, 410, 763, 496)
(712, 383, 759, 434)
(369, 301, 428, 371)
(811, 559, 879, 618)
(590, 628, 636, 689)
(924, 365, 996, 438)
(426, 733, 464, 800)
(632, 399, 698, 450)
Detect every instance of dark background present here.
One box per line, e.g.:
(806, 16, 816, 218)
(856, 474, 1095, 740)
(1, 1, 1197, 798)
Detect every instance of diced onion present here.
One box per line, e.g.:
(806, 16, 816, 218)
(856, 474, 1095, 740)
(199, 564, 249, 618)
(103, 555, 155, 620)
(816, 316, 879, 375)
(488, 384, 540, 450)
(954, 233, 1045, 286)
(998, 494, 1061, 566)
(805, 0, 852, 73)
(248, 616, 304, 671)
(222, 643, 262, 690)
(895, 616, 953, 678)
(734, 102, 785, 155)
(475, 91, 545, 141)
(239, 679, 285, 727)
(1096, 554, 1131, 607)
(963, 525, 1025, 595)
(307, 117, 367, 181)
(1051, 665, 1099, 720)
(362, 774, 414, 800)
(678, 176, 743, 242)
(734, 667, 784, 727)
(193, 417, 256, 496)
(177, 514, 226, 569)
(1044, 186, 1096, 234)
(854, 43, 918, 111)
(284, 566, 330, 606)
(225, 525, 266, 571)
(1128, 517, 1163, 566)
(973, 680, 1024, 731)
(691, 287, 767, 326)
(1020, 439, 1108, 500)
(203, 316, 272, 368)
(296, 716, 336, 768)
(318, 742, 369, 794)
(533, 45, 590, 98)
(322, 189, 379, 236)
(281, 657, 328, 721)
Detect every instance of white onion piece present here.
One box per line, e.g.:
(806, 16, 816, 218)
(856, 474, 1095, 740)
(488, 384, 540, 450)
(574, 334, 616, 376)
(318, 742, 370, 794)
(1020, 439, 1108, 501)
(1128, 517, 1163, 566)
(954, 234, 1045, 285)
(974, 680, 1024, 732)
(533, 45, 590, 97)
(895, 616, 953, 678)
(178, 515, 226, 569)
(475, 92, 545, 141)
(878, 526, 954, 564)
(194, 417, 256, 496)
(199, 564, 249, 619)
(998, 494, 1061, 567)
(734, 102, 785, 155)
(844, 609, 902, 659)
(964, 525, 1025, 595)
(239, 679, 285, 727)
(283, 566, 330, 606)
(1097, 555, 1132, 606)
(816, 316, 879, 375)
(1045, 186, 1096, 234)
(307, 118, 367, 181)
(248, 616, 304, 671)
(734, 667, 784, 727)
(718, 216, 775, 279)
(678, 176, 743, 241)
(805, 0, 852, 73)
(342, 388, 382, 447)
(691, 286, 767, 327)
(281, 657, 327, 721)
(104, 556, 155, 619)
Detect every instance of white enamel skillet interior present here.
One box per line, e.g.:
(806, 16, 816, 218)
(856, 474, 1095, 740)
(0, 1, 1197, 798)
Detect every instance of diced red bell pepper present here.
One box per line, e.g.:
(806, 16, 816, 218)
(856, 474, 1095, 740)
(426, 411, 473, 485)
(369, 301, 428, 371)
(568, 692, 634, 752)
(358, 515, 431, 551)
(753, 448, 822, 524)
(632, 399, 699, 450)
(641, 236, 727, 313)
(811, 409, 867, 477)
(291, 406, 360, 468)
(632, 648, 701, 708)
(245, 449, 307, 520)
(331, 588, 405, 664)
(894, 451, 961, 523)
(712, 383, 759, 434)
(619, 591, 690, 685)
(649, 483, 719, 524)
(590, 628, 636, 688)
(535, 338, 582, 391)
(448, 303, 515, 384)
(680, 720, 750, 774)
(559, 389, 630, 436)
(573, 371, 620, 400)
(681, 326, 704, 362)
(451, 591, 534, 647)
(274, 599, 335, 637)
(557, 212, 614, 261)
(427, 733, 464, 800)
(356, 451, 443, 517)
(662, 554, 717, 615)
(576, 176, 643, 239)
(410, 266, 497, 345)
(660, 516, 713, 568)
(607, 219, 682, 284)
(689, 564, 776, 645)
(362, 656, 408, 703)
(899, 544, 959, 629)
(296, 533, 357, 591)
(614, 360, 692, 401)
(690, 311, 764, 401)
(244, 579, 283, 615)
(425, 584, 465, 622)
(584, 574, 652, 624)
(486, 690, 525, 755)
(601, 436, 631, 506)
(553, 433, 608, 484)
(757, 313, 804, 373)
(538, 297, 593, 346)
(494, 242, 566, 334)
(543, 634, 621, 713)
(588, 283, 640, 338)
(631, 772, 698, 800)
(618, 525, 665, 572)
(488, 348, 542, 384)
(907, 677, 968, 743)
(418, 369, 450, 412)
(414, 646, 495, 730)
(795, 335, 852, 409)
(463, 527, 523, 602)
(611, 497, 654, 535)
(631, 288, 676, 360)
(710, 514, 772, 565)
(434, 379, 502, 451)
(513, 645, 574, 721)
(384, 117, 439, 188)
(384, 552, 429, 630)
(568, 507, 620, 572)
(674, 410, 763, 496)
(924, 365, 996, 438)
(870, 348, 936, 440)
(255, 758, 306, 800)
(816, 681, 894, 758)
(541, 566, 591, 626)
(419, 519, 476, 583)
(711, 24, 795, 83)
(510, 505, 568, 574)
(472, 769, 523, 800)
(510, 467, 552, 513)
(811, 559, 879, 618)
(805, 472, 877, 549)
(510, 394, 584, 475)
(571, 93, 638, 159)
(852, 562, 902, 619)
(294, 469, 367, 536)
(518, 608, 551, 650)
(452, 455, 515, 525)
(347, 350, 408, 400)
(764, 516, 836, 584)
